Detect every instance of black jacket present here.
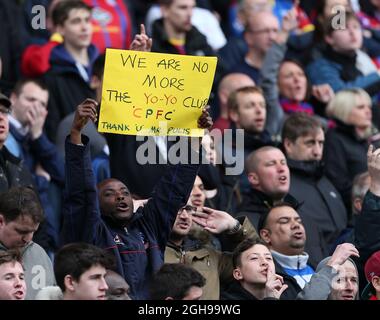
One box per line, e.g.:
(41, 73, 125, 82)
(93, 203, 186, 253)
(202, 167, 242, 215)
(236, 189, 273, 229)
(221, 280, 261, 300)
(0, 146, 51, 250)
(288, 159, 348, 249)
(237, 190, 327, 268)
(274, 259, 302, 300)
(43, 44, 97, 142)
(151, 18, 215, 57)
(0, 0, 22, 93)
(0, 146, 34, 192)
(354, 191, 380, 293)
(323, 121, 368, 212)
(151, 18, 226, 88)
(355, 191, 380, 262)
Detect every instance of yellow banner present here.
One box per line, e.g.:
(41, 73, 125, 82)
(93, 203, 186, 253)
(98, 49, 217, 136)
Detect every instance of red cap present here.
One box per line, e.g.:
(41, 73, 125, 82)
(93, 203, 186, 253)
(365, 251, 380, 282)
(361, 251, 380, 299)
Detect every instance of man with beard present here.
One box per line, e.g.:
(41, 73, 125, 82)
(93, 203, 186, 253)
(282, 113, 348, 250)
(62, 99, 212, 300)
(257, 202, 314, 299)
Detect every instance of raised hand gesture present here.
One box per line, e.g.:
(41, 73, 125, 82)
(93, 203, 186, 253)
(70, 98, 98, 144)
(368, 145, 380, 196)
(192, 206, 238, 234)
(265, 269, 288, 299)
(129, 24, 152, 52)
(197, 106, 213, 130)
(327, 243, 360, 269)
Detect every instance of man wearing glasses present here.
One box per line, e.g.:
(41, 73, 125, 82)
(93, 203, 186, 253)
(165, 183, 258, 300)
(229, 10, 280, 84)
(0, 93, 34, 192)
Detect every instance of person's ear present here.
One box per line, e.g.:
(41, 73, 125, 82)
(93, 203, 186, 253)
(233, 268, 243, 281)
(372, 276, 380, 292)
(260, 228, 271, 245)
(244, 30, 254, 47)
(56, 24, 65, 37)
(353, 198, 362, 214)
(229, 109, 239, 123)
(283, 138, 293, 155)
(237, 7, 248, 27)
(90, 75, 101, 90)
(9, 92, 17, 106)
(0, 214, 5, 228)
(325, 34, 334, 46)
(219, 89, 229, 107)
(160, 5, 170, 19)
(247, 172, 259, 187)
(64, 275, 75, 292)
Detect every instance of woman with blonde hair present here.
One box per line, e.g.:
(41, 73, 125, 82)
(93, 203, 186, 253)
(323, 88, 378, 213)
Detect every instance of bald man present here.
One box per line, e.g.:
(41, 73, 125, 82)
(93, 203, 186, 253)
(218, 0, 272, 71)
(229, 11, 280, 84)
(213, 73, 255, 132)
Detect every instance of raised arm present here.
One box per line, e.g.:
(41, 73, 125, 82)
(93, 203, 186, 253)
(129, 24, 152, 52)
(28, 103, 65, 183)
(259, 7, 297, 136)
(139, 108, 213, 251)
(61, 99, 101, 244)
(192, 206, 259, 282)
(297, 243, 359, 300)
(355, 145, 380, 261)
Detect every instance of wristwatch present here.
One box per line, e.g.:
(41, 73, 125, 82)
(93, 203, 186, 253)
(227, 220, 242, 235)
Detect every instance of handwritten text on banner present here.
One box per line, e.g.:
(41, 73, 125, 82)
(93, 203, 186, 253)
(98, 49, 217, 136)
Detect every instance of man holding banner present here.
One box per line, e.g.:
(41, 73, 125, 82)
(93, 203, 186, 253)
(61, 98, 213, 299)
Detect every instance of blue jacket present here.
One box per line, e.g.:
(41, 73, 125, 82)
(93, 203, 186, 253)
(7, 124, 65, 184)
(307, 54, 380, 96)
(62, 135, 199, 299)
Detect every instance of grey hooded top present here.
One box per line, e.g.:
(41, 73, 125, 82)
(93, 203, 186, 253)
(296, 256, 359, 300)
(0, 241, 55, 300)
